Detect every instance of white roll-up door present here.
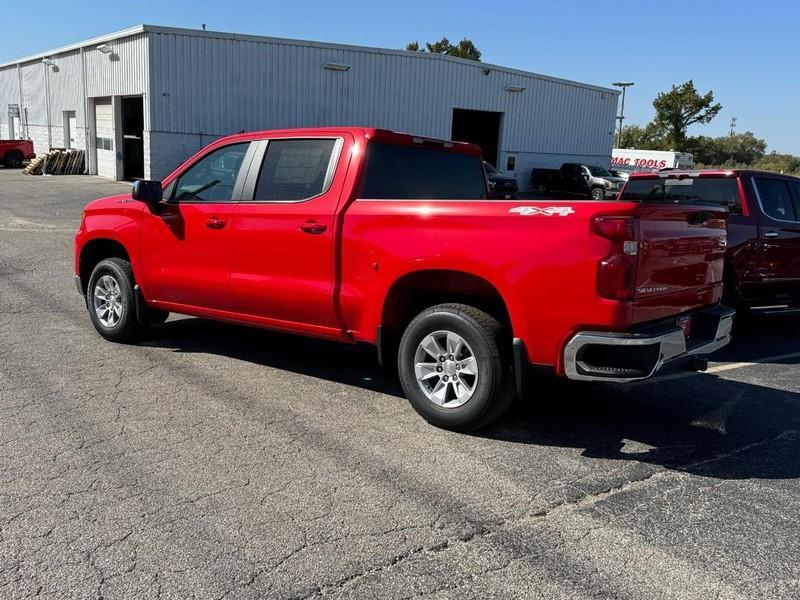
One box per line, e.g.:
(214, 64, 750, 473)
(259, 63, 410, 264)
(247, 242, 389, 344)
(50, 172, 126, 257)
(94, 98, 115, 179)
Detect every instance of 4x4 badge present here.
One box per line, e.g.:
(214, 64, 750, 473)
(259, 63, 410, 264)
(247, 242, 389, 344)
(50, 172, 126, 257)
(509, 206, 575, 216)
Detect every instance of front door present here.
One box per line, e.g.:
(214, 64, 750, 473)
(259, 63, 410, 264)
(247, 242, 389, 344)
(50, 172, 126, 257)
(751, 175, 800, 297)
(139, 141, 252, 310)
(228, 135, 348, 331)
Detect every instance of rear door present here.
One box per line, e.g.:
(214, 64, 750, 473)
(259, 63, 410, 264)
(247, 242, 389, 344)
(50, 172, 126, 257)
(751, 175, 800, 287)
(227, 135, 349, 332)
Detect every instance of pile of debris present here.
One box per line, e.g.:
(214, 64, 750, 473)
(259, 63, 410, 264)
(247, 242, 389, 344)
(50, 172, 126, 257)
(23, 148, 85, 175)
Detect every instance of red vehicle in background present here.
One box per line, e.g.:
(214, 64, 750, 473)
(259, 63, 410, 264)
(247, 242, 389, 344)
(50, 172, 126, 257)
(74, 127, 734, 431)
(620, 170, 800, 315)
(0, 139, 35, 168)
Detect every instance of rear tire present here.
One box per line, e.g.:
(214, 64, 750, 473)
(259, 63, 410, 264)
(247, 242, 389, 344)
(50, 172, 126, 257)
(3, 151, 23, 168)
(86, 258, 143, 343)
(397, 303, 515, 431)
(536, 183, 548, 195)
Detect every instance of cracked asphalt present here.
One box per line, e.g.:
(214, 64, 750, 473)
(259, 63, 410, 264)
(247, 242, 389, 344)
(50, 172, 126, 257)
(1, 168, 799, 599)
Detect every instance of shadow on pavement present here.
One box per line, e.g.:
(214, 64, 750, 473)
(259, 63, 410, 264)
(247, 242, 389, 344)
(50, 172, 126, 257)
(143, 314, 799, 480)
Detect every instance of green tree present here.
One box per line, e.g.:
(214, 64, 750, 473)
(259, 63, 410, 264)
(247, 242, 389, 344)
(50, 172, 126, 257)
(652, 80, 722, 149)
(618, 123, 666, 150)
(405, 37, 482, 61)
(753, 152, 800, 175)
(689, 132, 767, 166)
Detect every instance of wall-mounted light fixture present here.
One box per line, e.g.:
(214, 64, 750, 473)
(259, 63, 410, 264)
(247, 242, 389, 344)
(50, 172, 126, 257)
(324, 62, 351, 72)
(96, 44, 113, 54)
(504, 84, 526, 93)
(41, 57, 55, 67)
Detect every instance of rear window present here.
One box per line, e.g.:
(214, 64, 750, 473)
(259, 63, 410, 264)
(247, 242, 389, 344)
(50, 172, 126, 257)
(621, 177, 742, 214)
(359, 142, 487, 200)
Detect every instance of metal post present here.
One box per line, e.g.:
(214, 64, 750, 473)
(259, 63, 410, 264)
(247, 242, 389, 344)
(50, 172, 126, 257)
(612, 82, 634, 149)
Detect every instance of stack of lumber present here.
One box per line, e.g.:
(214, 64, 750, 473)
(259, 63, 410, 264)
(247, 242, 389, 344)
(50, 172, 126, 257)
(23, 148, 85, 175)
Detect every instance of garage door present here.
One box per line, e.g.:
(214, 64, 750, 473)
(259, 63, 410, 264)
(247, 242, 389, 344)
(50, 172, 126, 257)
(94, 98, 116, 179)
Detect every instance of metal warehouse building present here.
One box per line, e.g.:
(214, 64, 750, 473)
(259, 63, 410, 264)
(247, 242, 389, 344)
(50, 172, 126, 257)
(0, 25, 618, 188)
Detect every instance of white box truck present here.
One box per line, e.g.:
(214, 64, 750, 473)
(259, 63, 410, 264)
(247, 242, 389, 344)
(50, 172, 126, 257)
(611, 149, 694, 178)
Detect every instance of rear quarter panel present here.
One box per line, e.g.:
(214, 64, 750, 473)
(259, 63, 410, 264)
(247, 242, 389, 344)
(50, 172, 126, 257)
(340, 199, 642, 368)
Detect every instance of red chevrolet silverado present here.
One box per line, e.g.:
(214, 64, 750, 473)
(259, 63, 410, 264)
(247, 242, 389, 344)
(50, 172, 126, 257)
(74, 128, 734, 430)
(0, 139, 35, 168)
(620, 170, 800, 315)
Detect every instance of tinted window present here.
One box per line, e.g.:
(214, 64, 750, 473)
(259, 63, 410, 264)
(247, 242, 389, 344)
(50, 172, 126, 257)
(588, 166, 612, 177)
(254, 139, 337, 201)
(359, 142, 487, 200)
(173, 143, 249, 202)
(621, 177, 742, 214)
(754, 178, 797, 221)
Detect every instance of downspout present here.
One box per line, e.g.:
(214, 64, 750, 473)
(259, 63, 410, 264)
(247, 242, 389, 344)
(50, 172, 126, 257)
(16, 63, 24, 138)
(80, 47, 92, 174)
(43, 62, 52, 149)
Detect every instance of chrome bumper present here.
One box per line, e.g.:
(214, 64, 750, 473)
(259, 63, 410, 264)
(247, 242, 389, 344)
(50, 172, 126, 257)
(563, 306, 735, 383)
(74, 275, 83, 296)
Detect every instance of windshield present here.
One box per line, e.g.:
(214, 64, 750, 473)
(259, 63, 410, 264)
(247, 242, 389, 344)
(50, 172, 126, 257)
(483, 162, 498, 175)
(620, 177, 741, 213)
(588, 166, 613, 177)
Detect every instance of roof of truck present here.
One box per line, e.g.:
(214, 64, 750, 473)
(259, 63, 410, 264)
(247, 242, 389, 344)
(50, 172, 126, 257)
(209, 127, 483, 156)
(629, 169, 800, 181)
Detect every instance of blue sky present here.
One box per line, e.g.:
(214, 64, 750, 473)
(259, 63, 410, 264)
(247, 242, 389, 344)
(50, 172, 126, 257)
(3, 0, 798, 154)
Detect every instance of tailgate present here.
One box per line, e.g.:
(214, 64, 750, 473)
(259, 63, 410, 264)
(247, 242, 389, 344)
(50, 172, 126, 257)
(632, 204, 728, 319)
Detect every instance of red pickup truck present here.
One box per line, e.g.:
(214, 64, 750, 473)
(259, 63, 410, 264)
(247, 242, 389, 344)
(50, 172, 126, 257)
(0, 139, 35, 168)
(74, 128, 734, 430)
(620, 170, 800, 315)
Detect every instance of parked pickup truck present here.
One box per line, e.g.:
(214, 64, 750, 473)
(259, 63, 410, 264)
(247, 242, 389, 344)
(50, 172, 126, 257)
(531, 163, 625, 200)
(74, 128, 734, 431)
(620, 170, 800, 314)
(0, 139, 35, 168)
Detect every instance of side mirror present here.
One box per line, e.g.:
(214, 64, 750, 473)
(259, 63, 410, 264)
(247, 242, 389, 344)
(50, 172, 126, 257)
(131, 180, 163, 209)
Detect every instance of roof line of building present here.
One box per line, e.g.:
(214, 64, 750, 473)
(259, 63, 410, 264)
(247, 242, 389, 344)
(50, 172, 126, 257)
(0, 23, 618, 96)
(0, 25, 147, 68)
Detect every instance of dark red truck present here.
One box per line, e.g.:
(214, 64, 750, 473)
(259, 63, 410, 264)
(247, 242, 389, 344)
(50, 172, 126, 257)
(0, 139, 35, 168)
(620, 170, 800, 315)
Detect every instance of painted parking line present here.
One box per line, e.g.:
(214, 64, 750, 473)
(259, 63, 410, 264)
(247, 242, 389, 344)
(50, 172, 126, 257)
(631, 350, 800, 387)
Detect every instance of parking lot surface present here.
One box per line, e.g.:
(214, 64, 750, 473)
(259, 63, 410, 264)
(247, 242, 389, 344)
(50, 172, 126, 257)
(1, 169, 799, 599)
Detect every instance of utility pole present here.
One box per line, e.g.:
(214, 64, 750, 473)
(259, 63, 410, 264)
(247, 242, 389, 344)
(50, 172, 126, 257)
(729, 116, 737, 136)
(612, 81, 634, 148)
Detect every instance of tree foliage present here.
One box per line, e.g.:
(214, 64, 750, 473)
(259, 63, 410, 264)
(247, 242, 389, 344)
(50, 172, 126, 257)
(405, 37, 482, 61)
(652, 80, 722, 149)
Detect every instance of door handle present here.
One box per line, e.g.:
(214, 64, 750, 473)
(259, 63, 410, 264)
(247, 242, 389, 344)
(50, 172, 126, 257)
(299, 220, 327, 234)
(763, 231, 780, 239)
(205, 217, 226, 229)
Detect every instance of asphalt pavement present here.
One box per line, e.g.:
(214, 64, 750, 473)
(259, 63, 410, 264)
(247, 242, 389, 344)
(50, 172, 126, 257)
(1, 168, 799, 599)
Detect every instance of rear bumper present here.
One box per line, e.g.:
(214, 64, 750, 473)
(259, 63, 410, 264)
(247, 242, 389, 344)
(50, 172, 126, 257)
(563, 305, 735, 383)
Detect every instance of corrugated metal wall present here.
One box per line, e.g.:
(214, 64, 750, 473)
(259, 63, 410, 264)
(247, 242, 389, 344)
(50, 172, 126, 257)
(0, 32, 149, 160)
(84, 33, 149, 98)
(147, 30, 617, 157)
(0, 66, 21, 138)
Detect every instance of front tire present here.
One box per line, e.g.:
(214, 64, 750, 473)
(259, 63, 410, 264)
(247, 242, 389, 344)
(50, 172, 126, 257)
(397, 303, 515, 431)
(86, 258, 142, 343)
(591, 187, 605, 200)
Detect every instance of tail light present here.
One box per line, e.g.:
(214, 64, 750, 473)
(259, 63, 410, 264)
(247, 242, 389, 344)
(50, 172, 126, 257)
(592, 216, 638, 301)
